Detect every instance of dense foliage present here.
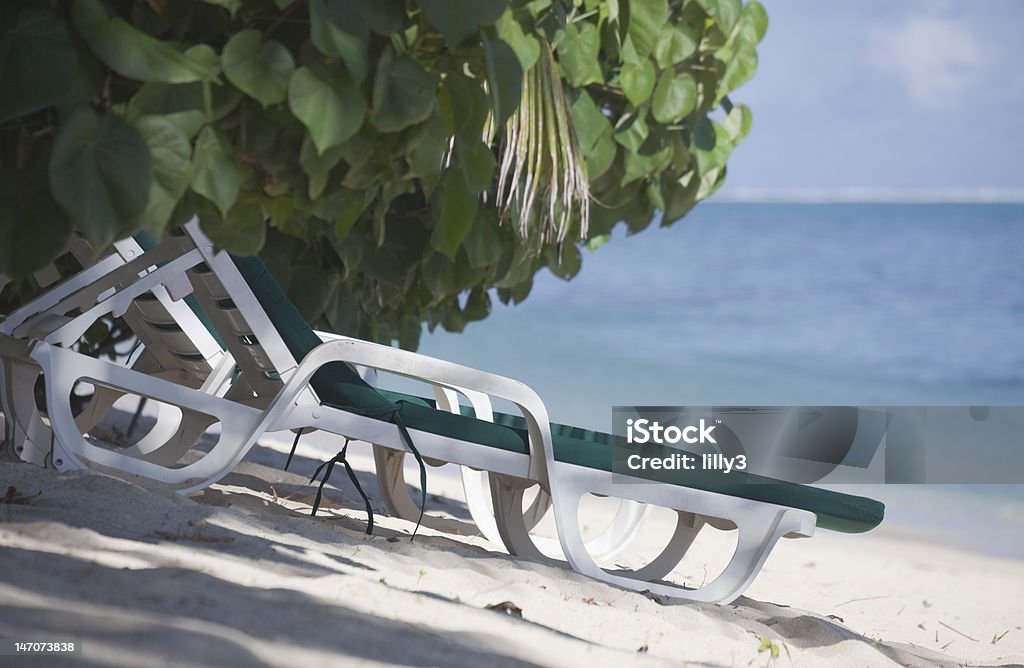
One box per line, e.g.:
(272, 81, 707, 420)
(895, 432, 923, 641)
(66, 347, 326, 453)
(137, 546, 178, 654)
(0, 0, 764, 349)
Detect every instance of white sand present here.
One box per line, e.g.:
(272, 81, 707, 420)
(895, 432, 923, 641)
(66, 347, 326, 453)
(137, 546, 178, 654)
(1, 424, 1022, 667)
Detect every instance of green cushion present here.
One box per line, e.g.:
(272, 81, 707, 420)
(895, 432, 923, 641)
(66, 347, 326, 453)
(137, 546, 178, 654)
(376, 391, 884, 534)
(229, 254, 884, 534)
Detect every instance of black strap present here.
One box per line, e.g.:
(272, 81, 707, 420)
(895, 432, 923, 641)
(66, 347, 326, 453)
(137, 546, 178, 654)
(392, 408, 427, 540)
(353, 402, 428, 540)
(304, 400, 429, 541)
(309, 438, 375, 535)
(285, 430, 301, 470)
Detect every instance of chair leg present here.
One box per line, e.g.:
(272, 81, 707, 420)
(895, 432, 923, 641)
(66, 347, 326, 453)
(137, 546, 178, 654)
(539, 462, 815, 604)
(72, 385, 122, 435)
(370, 445, 473, 534)
(488, 473, 548, 561)
(461, 468, 552, 546)
(128, 408, 218, 466)
(1, 358, 52, 466)
(33, 343, 265, 490)
(487, 467, 655, 562)
(614, 511, 704, 582)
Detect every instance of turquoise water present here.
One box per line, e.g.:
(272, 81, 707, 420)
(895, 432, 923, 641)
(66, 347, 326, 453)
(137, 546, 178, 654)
(405, 202, 1024, 557)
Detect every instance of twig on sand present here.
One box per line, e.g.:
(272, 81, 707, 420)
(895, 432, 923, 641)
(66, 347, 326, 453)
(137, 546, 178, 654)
(938, 621, 978, 642)
(486, 601, 523, 618)
(836, 595, 889, 607)
(1, 486, 38, 505)
(992, 629, 1010, 645)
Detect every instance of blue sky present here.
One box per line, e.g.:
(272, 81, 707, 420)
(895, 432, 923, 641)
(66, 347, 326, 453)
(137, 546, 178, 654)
(720, 1, 1024, 196)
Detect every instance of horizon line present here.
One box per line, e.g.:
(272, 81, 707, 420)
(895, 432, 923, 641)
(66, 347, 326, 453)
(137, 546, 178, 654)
(712, 187, 1024, 204)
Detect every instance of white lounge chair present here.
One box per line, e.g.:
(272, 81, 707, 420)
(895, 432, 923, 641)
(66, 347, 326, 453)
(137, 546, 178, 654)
(0, 220, 884, 603)
(1, 232, 646, 559)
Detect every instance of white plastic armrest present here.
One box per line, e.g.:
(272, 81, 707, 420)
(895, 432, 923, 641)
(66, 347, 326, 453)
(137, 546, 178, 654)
(275, 337, 555, 481)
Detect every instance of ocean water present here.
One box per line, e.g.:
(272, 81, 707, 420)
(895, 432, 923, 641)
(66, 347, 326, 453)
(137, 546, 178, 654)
(401, 203, 1024, 557)
(417, 203, 1024, 416)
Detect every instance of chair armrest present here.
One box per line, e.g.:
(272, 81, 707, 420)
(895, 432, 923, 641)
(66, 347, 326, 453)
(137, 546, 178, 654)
(312, 329, 495, 420)
(275, 337, 554, 482)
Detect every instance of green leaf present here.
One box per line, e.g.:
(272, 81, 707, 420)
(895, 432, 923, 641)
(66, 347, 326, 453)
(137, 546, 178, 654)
(496, 11, 540, 71)
(439, 72, 488, 143)
(546, 243, 581, 280)
(48, 107, 152, 248)
(691, 118, 732, 173)
(199, 201, 266, 256)
(627, 0, 668, 57)
(417, 0, 508, 49)
(127, 80, 242, 138)
(722, 103, 752, 142)
(299, 134, 344, 180)
(570, 90, 616, 180)
(738, 1, 768, 43)
(222, 30, 294, 107)
(663, 170, 699, 223)
(587, 135, 617, 183)
(462, 205, 503, 268)
(613, 112, 648, 151)
(371, 48, 435, 133)
(431, 168, 478, 257)
(311, 188, 365, 239)
(482, 35, 523, 130)
(718, 39, 757, 97)
(324, 280, 362, 334)
(133, 116, 192, 236)
(422, 252, 459, 301)
(697, 0, 742, 34)
(0, 163, 71, 278)
(457, 140, 496, 194)
(586, 233, 611, 251)
(653, 25, 698, 68)
(0, 9, 77, 122)
(190, 126, 247, 217)
(309, 0, 369, 83)
(57, 41, 104, 115)
(264, 196, 294, 228)
(651, 71, 697, 123)
(288, 66, 366, 154)
(571, 91, 612, 150)
(200, 0, 243, 18)
(622, 142, 671, 185)
(362, 1, 405, 35)
(557, 21, 602, 87)
(72, 0, 217, 83)
(620, 58, 655, 106)
(406, 111, 450, 179)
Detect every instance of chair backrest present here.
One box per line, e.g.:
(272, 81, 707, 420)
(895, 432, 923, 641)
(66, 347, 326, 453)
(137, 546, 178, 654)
(64, 233, 222, 387)
(2, 232, 223, 388)
(175, 221, 395, 412)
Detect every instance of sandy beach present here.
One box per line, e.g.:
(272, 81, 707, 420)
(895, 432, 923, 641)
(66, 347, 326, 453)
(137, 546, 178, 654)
(1, 416, 1021, 668)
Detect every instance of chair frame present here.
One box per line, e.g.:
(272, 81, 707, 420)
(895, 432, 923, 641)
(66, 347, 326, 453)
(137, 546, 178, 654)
(0, 220, 826, 603)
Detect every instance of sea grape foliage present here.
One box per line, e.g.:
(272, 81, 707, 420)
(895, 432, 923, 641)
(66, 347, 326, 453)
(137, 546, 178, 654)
(0, 0, 765, 349)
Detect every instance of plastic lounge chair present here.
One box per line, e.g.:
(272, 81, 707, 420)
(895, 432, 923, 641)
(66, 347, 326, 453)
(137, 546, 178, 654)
(1, 235, 643, 558)
(0, 235, 230, 468)
(185, 221, 884, 602)
(0, 220, 884, 602)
